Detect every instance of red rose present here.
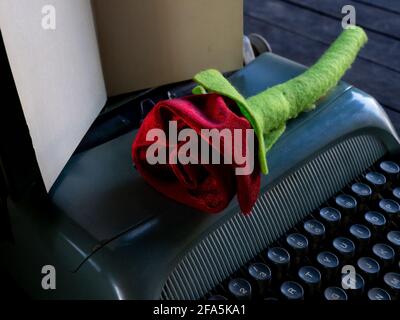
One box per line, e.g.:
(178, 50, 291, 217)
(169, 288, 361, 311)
(132, 93, 260, 214)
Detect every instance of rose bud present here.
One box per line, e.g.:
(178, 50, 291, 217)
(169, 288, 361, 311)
(132, 93, 260, 214)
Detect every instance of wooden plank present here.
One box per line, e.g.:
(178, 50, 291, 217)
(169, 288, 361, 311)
(244, 15, 400, 113)
(282, 0, 400, 39)
(354, 0, 400, 14)
(244, 0, 400, 72)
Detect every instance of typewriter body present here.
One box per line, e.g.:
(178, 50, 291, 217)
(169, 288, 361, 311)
(1, 53, 400, 300)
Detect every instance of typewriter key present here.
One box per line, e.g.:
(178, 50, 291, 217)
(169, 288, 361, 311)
(319, 207, 341, 231)
(333, 237, 356, 261)
(372, 243, 395, 269)
(365, 172, 387, 193)
(228, 278, 252, 300)
(280, 281, 304, 300)
(324, 287, 348, 301)
(248, 263, 271, 295)
(367, 288, 391, 300)
(383, 272, 400, 296)
(387, 231, 400, 254)
(357, 257, 380, 282)
(379, 161, 400, 181)
(364, 211, 387, 234)
(316, 251, 339, 281)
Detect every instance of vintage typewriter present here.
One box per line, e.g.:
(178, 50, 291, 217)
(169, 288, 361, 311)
(1, 52, 400, 300)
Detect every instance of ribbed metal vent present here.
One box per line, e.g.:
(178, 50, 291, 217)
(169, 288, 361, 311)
(160, 135, 386, 300)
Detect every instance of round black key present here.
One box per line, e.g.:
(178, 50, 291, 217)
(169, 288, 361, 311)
(379, 199, 400, 213)
(357, 257, 380, 282)
(267, 247, 290, 266)
(319, 207, 341, 230)
(248, 263, 271, 294)
(387, 231, 400, 254)
(335, 194, 357, 216)
(333, 237, 355, 261)
(317, 251, 339, 281)
(383, 272, 400, 295)
(298, 266, 321, 294)
(368, 288, 391, 301)
(393, 187, 400, 200)
(286, 233, 308, 257)
(372, 243, 395, 268)
(365, 171, 387, 191)
(379, 199, 400, 225)
(317, 251, 339, 269)
(208, 295, 228, 300)
(248, 263, 271, 282)
(280, 281, 304, 300)
(324, 287, 348, 301)
(267, 247, 290, 277)
(349, 224, 371, 250)
(351, 182, 372, 204)
(341, 273, 365, 296)
(364, 211, 386, 233)
(380, 161, 400, 181)
(228, 278, 252, 300)
(304, 219, 325, 248)
(349, 224, 371, 240)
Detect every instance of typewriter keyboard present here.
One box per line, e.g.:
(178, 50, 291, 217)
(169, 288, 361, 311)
(206, 159, 400, 301)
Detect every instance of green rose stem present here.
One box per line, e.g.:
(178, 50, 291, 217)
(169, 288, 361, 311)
(193, 26, 368, 174)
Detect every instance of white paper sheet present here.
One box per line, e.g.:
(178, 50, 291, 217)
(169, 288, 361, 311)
(0, 0, 107, 190)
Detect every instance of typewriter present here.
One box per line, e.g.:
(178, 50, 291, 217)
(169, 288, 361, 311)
(1, 52, 400, 301)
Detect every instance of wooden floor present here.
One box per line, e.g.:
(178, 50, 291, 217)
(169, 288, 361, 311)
(244, 0, 400, 132)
